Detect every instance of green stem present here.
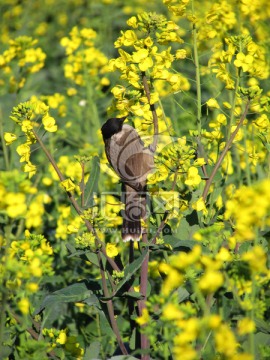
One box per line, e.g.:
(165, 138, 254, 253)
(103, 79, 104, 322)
(163, 326, 170, 360)
(192, 280, 208, 315)
(15, 173, 42, 238)
(249, 231, 259, 357)
(80, 161, 85, 208)
(0, 289, 7, 354)
(249, 275, 256, 357)
(0, 108, 10, 170)
(97, 248, 128, 355)
(141, 71, 159, 151)
(227, 74, 240, 141)
(83, 61, 100, 142)
(191, 1, 202, 135)
(243, 126, 251, 186)
(202, 100, 250, 201)
(137, 70, 159, 359)
(32, 130, 120, 273)
(33, 129, 127, 354)
(0, 224, 11, 354)
(138, 197, 150, 360)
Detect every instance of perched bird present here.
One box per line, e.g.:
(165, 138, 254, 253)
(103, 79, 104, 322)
(101, 117, 154, 241)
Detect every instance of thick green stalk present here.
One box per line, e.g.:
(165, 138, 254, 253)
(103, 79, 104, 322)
(33, 130, 128, 353)
(0, 109, 10, 170)
(33, 130, 120, 271)
(0, 224, 11, 354)
(202, 100, 250, 201)
(137, 195, 150, 360)
(191, 1, 202, 135)
(227, 74, 240, 141)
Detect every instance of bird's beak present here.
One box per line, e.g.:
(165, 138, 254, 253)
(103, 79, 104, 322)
(120, 116, 128, 123)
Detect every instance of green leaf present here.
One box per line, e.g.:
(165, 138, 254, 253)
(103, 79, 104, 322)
(122, 291, 144, 299)
(85, 251, 100, 267)
(36, 281, 100, 313)
(84, 294, 100, 307)
(242, 332, 270, 358)
(66, 245, 87, 259)
(42, 283, 90, 307)
(85, 155, 100, 207)
(40, 302, 67, 329)
(172, 216, 200, 241)
(99, 310, 115, 337)
(255, 318, 270, 334)
(163, 235, 198, 250)
(108, 356, 143, 360)
(65, 242, 76, 254)
(177, 287, 190, 303)
(35, 281, 101, 329)
(65, 245, 101, 267)
(84, 341, 100, 359)
(114, 248, 149, 296)
(129, 328, 136, 351)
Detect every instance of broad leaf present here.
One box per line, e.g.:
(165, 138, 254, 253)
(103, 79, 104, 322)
(84, 341, 100, 359)
(36, 281, 100, 314)
(163, 234, 198, 250)
(85, 156, 100, 207)
(113, 248, 149, 296)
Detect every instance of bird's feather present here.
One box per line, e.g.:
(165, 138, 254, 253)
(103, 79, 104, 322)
(105, 124, 154, 191)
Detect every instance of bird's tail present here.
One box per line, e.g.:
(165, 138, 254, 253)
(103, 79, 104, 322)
(122, 185, 145, 241)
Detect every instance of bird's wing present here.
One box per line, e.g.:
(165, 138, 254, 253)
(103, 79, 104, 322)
(105, 125, 154, 191)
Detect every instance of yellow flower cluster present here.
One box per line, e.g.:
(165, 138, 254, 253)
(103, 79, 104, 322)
(225, 179, 270, 243)
(42, 328, 84, 359)
(8, 100, 58, 178)
(0, 36, 46, 92)
(35, 93, 67, 118)
(55, 205, 83, 240)
(108, 12, 189, 122)
(157, 237, 268, 359)
(149, 135, 196, 184)
(159, 295, 254, 360)
(1, 189, 27, 218)
(211, 34, 269, 89)
(60, 26, 109, 87)
(0, 232, 53, 315)
(0, 170, 50, 228)
(100, 194, 123, 228)
(199, 1, 237, 40)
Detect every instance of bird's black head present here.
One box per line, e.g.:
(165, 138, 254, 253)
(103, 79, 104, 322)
(101, 116, 127, 140)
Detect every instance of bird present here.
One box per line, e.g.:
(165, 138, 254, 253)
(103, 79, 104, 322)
(101, 117, 154, 241)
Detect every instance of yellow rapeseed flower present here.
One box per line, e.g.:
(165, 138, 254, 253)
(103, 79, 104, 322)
(162, 268, 184, 295)
(192, 198, 208, 215)
(215, 324, 238, 357)
(56, 330, 67, 345)
(4, 132, 17, 145)
(185, 167, 202, 187)
(22, 162, 37, 178)
(16, 143, 31, 162)
(206, 98, 220, 109)
(106, 243, 119, 258)
(170, 245, 201, 270)
(26, 282, 39, 292)
(18, 298, 30, 315)
(61, 178, 76, 192)
(237, 318, 255, 335)
(234, 52, 254, 72)
(199, 270, 224, 293)
(136, 308, 150, 326)
(162, 303, 184, 321)
(126, 16, 138, 28)
(5, 192, 27, 218)
(42, 115, 58, 132)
